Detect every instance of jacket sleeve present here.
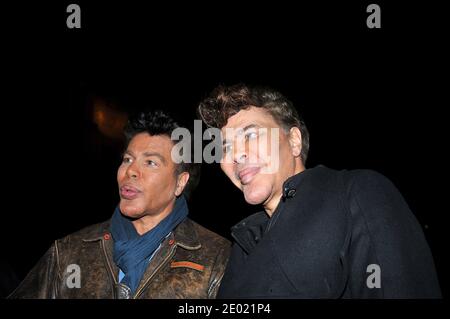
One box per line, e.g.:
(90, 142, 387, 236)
(345, 170, 441, 298)
(8, 241, 60, 299)
(207, 244, 231, 299)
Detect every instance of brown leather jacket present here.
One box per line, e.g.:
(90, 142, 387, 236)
(9, 218, 231, 299)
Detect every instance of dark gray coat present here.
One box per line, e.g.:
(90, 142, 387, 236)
(218, 165, 441, 298)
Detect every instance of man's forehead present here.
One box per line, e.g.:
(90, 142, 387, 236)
(221, 111, 279, 138)
(127, 133, 173, 153)
(221, 107, 277, 130)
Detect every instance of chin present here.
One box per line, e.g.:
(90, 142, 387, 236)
(119, 201, 145, 219)
(243, 184, 271, 205)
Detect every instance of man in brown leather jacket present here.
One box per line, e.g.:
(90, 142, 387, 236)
(9, 110, 230, 299)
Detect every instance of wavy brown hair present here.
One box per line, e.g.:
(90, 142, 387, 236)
(198, 83, 310, 164)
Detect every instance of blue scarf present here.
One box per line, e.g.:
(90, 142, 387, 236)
(110, 196, 188, 294)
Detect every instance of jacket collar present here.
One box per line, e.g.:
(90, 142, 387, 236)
(81, 218, 201, 250)
(81, 220, 112, 242)
(80, 217, 201, 297)
(230, 166, 325, 254)
(172, 218, 202, 250)
(230, 212, 269, 254)
(280, 166, 319, 200)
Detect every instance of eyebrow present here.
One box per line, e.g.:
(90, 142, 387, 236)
(123, 150, 167, 165)
(143, 152, 167, 165)
(222, 124, 260, 146)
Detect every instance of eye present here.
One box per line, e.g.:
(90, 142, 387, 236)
(245, 131, 258, 140)
(223, 144, 233, 154)
(146, 160, 158, 167)
(122, 156, 132, 164)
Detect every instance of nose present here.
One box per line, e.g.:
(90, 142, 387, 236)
(233, 152, 247, 164)
(126, 161, 140, 179)
(233, 142, 248, 165)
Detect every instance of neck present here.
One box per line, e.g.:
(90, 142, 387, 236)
(263, 162, 305, 217)
(131, 201, 175, 235)
(263, 192, 283, 217)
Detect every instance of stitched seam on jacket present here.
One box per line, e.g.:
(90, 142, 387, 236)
(350, 175, 385, 298)
(53, 240, 61, 298)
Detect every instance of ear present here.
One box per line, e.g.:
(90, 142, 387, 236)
(175, 172, 190, 197)
(288, 127, 302, 157)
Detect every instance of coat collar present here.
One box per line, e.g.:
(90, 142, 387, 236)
(230, 165, 327, 254)
(280, 165, 322, 200)
(81, 218, 201, 250)
(230, 212, 269, 254)
(172, 218, 202, 250)
(80, 217, 201, 296)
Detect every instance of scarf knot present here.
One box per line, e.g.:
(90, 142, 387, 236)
(110, 196, 188, 294)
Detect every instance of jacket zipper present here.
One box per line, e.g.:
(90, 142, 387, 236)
(133, 245, 177, 299)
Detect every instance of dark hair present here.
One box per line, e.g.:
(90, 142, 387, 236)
(198, 83, 310, 164)
(124, 109, 200, 199)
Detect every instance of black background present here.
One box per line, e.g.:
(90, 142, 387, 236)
(1, 1, 447, 300)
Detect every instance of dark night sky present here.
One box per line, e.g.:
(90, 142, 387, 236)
(1, 1, 447, 298)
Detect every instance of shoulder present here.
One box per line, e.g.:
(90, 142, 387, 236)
(187, 219, 231, 250)
(345, 168, 392, 183)
(56, 220, 111, 248)
(343, 169, 398, 196)
(305, 165, 395, 194)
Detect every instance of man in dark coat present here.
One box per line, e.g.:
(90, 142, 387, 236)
(198, 84, 441, 298)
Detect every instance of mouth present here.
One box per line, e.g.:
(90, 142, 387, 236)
(120, 184, 142, 200)
(237, 166, 261, 185)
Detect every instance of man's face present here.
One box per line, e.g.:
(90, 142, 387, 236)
(117, 132, 185, 219)
(220, 107, 301, 208)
